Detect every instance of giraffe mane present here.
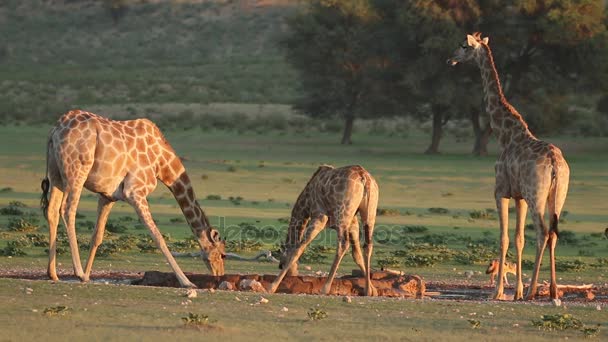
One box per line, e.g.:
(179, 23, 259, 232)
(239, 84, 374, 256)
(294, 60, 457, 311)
(479, 41, 530, 131)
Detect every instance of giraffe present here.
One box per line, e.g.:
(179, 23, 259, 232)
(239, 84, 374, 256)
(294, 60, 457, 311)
(267, 165, 379, 296)
(40, 110, 226, 288)
(448, 33, 570, 301)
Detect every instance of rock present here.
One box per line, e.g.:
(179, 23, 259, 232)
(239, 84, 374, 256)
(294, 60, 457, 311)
(304, 266, 312, 271)
(552, 298, 562, 307)
(464, 270, 474, 279)
(218, 281, 235, 291)
(343, 296, 352, 303)
(281, 307, 289, 312)
(239, 279, 266, 293)
(185, 289, 197, 298)
(257, 296, 269, 304)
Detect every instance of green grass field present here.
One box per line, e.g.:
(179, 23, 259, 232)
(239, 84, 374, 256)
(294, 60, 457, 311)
(0, 123, 606, 340)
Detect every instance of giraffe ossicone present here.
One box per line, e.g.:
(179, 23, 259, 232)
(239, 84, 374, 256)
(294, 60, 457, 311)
(448, 33, 570, 301)
(269, 164, 379, 296)
(41, 110, 225, 288)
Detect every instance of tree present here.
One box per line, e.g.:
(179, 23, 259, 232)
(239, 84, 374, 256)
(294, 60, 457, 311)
(388, 0, 482, 154)
(281, 0, 406, 144)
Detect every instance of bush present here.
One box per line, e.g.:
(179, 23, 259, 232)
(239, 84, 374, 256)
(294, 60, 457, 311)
(555, 259, 587, 272)
(377, 256, 401, 269)
(7, 216, 39, 232)
(106, 220, 128, 234)
(1, 241, 27, 256)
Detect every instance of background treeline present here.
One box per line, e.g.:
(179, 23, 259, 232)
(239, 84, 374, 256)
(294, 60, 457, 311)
(1, 0, 608, 153)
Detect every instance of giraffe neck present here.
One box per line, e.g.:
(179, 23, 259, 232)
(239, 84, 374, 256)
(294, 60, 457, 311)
(285, 193, 310, 248)
(165, 168, 214, 251)
(475, 44, 535, 148)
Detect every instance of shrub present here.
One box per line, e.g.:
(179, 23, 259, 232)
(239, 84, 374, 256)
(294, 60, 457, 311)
(0, 241, 27, 256)
(401, 225, 428, 234)
(106, 220, 128, 234)
(182, 313, 210, 326)
(532, 314, 583, 331)
(555, 259, 587, 272)
(7, 216, 39, 232)
(428, 207, 449, 214)
(377, 208, 400, 216)
(225, 239, 263, 252)
(307, 308, 328, 321)
(206, 194, 222, 201)
(25, 233, 48, 247)
(377, 256, 401, 269)
(300, 245, 328, 264)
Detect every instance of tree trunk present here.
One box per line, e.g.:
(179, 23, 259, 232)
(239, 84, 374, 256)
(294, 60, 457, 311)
(471, 107, 492, 156)
(424, 109, 443, 154)
(341, 115, 355, 145)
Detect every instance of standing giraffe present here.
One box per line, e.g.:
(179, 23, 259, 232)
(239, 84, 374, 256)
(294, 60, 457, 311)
(40, 110, 226, 288)
(268, 165, 379, 296)
(448, 33, 570, 301)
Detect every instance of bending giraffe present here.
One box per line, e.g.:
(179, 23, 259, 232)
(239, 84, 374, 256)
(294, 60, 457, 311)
(268, 165, 379, 296)
(40, 110, 225, 288)
(448, 33, 570, 302)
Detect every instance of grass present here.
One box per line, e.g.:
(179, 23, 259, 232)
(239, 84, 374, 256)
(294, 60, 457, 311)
(0, 122, 607, 339)
(0, 277, 605, 341)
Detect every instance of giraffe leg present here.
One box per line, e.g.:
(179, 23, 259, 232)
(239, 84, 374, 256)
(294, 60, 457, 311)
(321, 229, 350, 295)
(268, 215, 328, 294)
(46, 186, 63, 281)
(83, 196, 115, 281)
(525, 209, 549, 300)
(493, 197, 510, 300)
(514, 198, 527, 300)
(548, 218, 559, 300)
(348, 218, 366, 275)
(127, 194, 196, 288)
(360, 194, 378, 297)
(61, 185, 86, 280)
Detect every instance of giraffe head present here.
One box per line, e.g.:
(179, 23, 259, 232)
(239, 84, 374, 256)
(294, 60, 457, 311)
(447, 32, 489, 66)
(200, 228, 226, 276)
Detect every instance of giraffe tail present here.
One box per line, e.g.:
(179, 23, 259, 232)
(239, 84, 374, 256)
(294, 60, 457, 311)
(40, 135, 53, 220)
(549, 153, 562, 238)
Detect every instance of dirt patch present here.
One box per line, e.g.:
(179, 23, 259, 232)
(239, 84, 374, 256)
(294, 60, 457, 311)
(0, 268, 606, 303)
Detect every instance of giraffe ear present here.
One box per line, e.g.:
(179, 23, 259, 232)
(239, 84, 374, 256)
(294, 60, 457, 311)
(466, 34, 479, 48)
(209, 228, 221, 243)
(482, 37, 489, 45)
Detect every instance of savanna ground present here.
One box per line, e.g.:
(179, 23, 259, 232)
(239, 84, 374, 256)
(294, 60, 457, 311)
(0, 119, 607, 341)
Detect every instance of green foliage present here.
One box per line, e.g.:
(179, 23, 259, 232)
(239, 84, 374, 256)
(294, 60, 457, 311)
(106, 220, 128, 234)
(467, 319, 481, 329)
(555, 259, 588, 272)
(225, 239, 263, 253)
(206, 195, 222, 201)
(558, 230, 579, 246)
(531, 314, 583, 331)
(0, 201, 28, 216)
(181, 313, 210, 326)
(468, 209, 495, 220)
(43, 305, 70, 316)
(376, 256, 401, 269)
(0, 241, 27, 256)
(377, 208, 400, 216)
(307, 308, 328, 321)
(300, 245, 329, 264)
(170, 237, 200, 252)
(6, 216, 39, 232)
(428, 207, 449, 214)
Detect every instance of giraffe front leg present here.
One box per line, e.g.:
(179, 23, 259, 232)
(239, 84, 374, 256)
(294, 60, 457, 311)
(321, 230, 350, 295)
(514, 199, 527, 300)
(493, 197, 510, 300)
(127, 194, 196, 288)
(83, 196, 115, 282)
(268, 215, 328, 294)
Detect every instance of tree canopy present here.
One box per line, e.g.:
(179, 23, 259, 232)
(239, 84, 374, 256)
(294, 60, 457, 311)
(282, 0, 608, 148)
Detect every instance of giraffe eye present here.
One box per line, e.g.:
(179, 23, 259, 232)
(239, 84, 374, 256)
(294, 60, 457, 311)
(461, 44, 469, 49)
